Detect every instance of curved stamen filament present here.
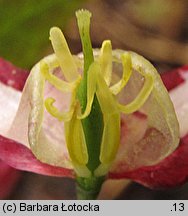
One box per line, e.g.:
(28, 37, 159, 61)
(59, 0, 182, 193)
(118, 73, 154, 114)
(44, 98, 74, 122)
(44, 78, 80, 122)
(40, 61, 79, 93)
(110, 53, 132, 95)
(40, 61, 81, 122)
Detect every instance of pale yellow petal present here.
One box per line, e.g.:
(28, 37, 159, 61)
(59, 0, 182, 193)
(99, 113, 120, 163)
(65, 105, 88, 166)
(95, 113, 120, 176)
(110, 49, 179, 172)
(11, 54, 72, 169)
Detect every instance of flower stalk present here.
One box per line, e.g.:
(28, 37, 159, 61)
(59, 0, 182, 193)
(76, 176, 105, 200)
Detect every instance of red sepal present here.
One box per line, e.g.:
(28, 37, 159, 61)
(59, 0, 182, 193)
(0, 58, 28, 91)
(0, 135, 74, 178)
(161, 65, 188, 91)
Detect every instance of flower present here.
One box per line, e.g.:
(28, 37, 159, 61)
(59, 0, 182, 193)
(0, 9, 188, 198)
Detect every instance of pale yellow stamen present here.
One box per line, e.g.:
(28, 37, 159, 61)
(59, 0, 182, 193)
(64, 104, 91, 177)
(94, 113, 120, 177)
(78, 62, 98, 119)
(44, 98, 74, 122)
(78, 61, 119, 119)
(99, 113, 120, 163)
(50, 27, 79, 82)
(118, 72, 154, 114)
(96, 65, 119, 115)
(40, 61, 81, 122)
(40, 61, 79, 93)
(99, 40, 112, 86)
(110, 53, 132, 95)
(77, 62, 120, 176)
(95, 66, 120, 174)
(43, 24, 155, 178)
(65, 105, 88, 165)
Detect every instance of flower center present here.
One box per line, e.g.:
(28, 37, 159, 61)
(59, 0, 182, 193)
(40, 9, 154, 177)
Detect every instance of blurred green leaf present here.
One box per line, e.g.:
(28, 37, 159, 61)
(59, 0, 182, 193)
(0, 0, 85, 69)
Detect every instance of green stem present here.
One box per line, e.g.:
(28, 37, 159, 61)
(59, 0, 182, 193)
(76, 176, 105, 200)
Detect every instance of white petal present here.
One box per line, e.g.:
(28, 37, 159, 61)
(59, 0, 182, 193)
(0, 82, 21, 136)
(7, 54, 73, 169)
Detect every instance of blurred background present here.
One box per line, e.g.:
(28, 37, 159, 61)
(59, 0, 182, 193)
(0, 0, 188, 199)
